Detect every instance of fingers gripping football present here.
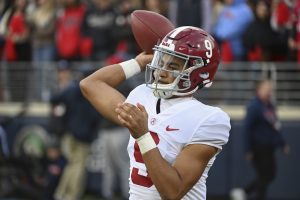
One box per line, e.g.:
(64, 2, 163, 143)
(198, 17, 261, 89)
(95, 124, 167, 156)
(115, 102, 149, 138)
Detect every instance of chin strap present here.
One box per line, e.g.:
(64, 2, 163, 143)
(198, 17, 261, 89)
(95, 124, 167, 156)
(156, 98, 161, 114)
(152, 85, 199, 99)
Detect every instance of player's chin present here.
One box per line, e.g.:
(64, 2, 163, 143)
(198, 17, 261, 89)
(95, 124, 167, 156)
(153, 79, 168, 84)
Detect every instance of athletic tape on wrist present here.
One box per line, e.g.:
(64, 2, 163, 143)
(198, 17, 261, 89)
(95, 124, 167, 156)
(120, 59, 141, 79)
(136, 132, 156, 155)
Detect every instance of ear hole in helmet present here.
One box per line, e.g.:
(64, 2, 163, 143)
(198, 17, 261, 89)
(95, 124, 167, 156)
(200, 72, 209, 79)
(198, 83, 204, 89)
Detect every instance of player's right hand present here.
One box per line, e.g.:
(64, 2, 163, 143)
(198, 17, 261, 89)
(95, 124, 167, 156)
(135, 52, 153, 71)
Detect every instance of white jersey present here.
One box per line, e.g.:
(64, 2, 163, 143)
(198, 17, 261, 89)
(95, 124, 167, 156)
(125, 84, 231, 200)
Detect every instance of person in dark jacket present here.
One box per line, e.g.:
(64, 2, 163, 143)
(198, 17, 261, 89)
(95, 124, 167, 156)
(42, 137, 66, 200)
(80, 0, 116, 61)
(243, 79, 290, 200)
(50, 66, 101, 200)
(242, 0, 288, 61)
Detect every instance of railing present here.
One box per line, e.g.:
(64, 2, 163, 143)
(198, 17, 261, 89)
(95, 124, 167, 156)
(194, 62, 300, 106)
(0, 61, 300, 106)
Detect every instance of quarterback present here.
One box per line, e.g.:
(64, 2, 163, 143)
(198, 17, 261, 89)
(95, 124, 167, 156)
(80, 26, 231, 200)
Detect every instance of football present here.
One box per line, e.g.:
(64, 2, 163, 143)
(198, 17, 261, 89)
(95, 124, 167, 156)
(131, 10, 175, 53)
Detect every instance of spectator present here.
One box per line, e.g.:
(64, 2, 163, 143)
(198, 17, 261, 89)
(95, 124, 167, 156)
(28, 0, 57, 101)
(271, 0, 292, 32)
(0, 0, 32, 101)
(105, 0, 140, 64)
(243, 0, 288, 61)
(0, 0, 8, 60)
(0, 0, 9, 100)
(29, 0, 56, 62)
(42, 136, 67, 200)
(55, 60, 74, 90)
(242, 79, 290, 200)
(100, 80, 133, 200)
(50, 66, 102, 200)
(211, 0, 226, 31)
(142, 0, 168, 16)
(99, 120, 130, 200)
(168, 0, 212, 32)
(212, 0, 254, 62)
(80, 0, 116, 61)
(284, 0, 300, 63)
(48, 60, 73, 139)
(0, 0, 31, 62)
(55, 0, 85, 61)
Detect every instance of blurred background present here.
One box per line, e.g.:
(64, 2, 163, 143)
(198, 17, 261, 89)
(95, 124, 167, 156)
(0, 0, 299, 200)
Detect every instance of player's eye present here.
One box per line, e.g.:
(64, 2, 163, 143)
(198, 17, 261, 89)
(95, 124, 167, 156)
(158, 60, 164, 68)
(166, 63, 181, 71)
(168, 64, 178, 70)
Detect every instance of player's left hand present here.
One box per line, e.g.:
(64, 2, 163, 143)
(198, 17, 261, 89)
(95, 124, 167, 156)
(115, 102, 149, 138)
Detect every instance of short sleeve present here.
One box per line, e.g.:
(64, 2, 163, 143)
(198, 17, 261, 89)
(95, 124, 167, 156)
(125, 84, 144, 104)
(189, 111, 231, 151)
(125, 84, 152, 105)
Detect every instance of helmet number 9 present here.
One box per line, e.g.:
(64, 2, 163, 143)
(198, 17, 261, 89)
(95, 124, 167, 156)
(204, 40, 213, 58)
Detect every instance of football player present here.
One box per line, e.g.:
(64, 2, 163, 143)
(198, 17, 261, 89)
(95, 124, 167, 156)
(80, 26, 231, 200)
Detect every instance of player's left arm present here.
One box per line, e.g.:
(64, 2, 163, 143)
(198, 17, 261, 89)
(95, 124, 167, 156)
(144, 143, 217, 200)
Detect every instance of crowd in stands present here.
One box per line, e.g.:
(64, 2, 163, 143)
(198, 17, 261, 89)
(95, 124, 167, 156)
(0, 0, 149, 63)
(0, 0, 299, 102)
(0, 0, 300, 64)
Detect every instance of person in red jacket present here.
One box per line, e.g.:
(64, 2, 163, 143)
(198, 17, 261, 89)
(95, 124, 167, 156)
(0, 0, 31, 61)
(55, 0, 85, 61)
(0, 0, 31, 101)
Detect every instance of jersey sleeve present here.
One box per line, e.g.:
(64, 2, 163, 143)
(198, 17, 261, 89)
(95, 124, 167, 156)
(189, 111, 231, 151)
(125, 84, 144, 104)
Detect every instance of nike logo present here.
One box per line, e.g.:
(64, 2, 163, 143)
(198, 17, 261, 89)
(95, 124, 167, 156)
(166, 125, 179, 131)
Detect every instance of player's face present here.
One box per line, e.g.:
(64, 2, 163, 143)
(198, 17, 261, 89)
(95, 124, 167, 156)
(153, 53, 185, 84)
